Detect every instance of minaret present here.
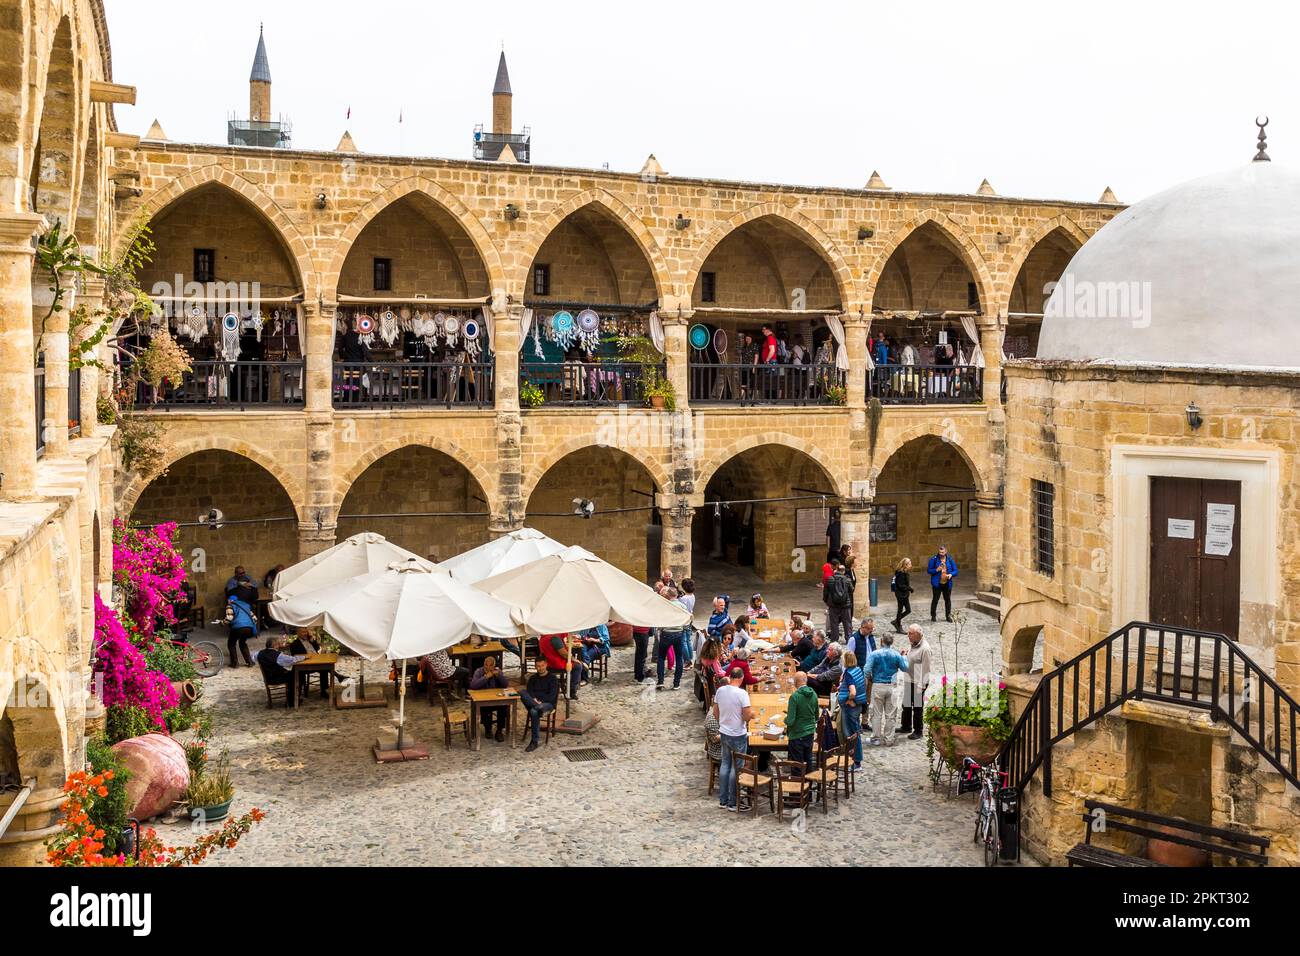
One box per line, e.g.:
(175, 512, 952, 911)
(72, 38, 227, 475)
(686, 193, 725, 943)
(492, 51, 512, 135)
(249, 24, 272, 124)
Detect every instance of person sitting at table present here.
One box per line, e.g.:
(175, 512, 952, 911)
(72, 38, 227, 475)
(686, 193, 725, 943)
(785, 671, 819, 775)
(707, 595, 731, 640)
(288, 627, 348, 697)
(469, 656, 510, 743)
(539, 633, 587, 699)
(733, 614, 753, 649)
(797, 631, 828, 673)
(807, 642, 844, 696)
(783, 622, 815, 661)
(748, 593, 770, 619)
(256, 635, 304, 705)
(718, 623, 738, 661)
(577, 624, 610, 665)
(520, 657, 560, 753)
(697, 638, 728, 682)
(418, 648, 469, 699)
(726, 647, 760, 688)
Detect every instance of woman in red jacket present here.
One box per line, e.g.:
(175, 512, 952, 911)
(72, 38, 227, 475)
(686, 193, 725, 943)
(539, 633, 588, 699)
(726, 646, 760, 687)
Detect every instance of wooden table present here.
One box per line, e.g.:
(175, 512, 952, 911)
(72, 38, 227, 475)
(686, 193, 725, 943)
(750, 618, 788, 643)
(292, 653, 338, 708)
(467, 687, 519, 751)
(744, 692, 791, 751)
(450, 641, 507, 676)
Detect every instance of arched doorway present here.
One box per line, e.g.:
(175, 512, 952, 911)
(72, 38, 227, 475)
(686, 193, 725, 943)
(129, 182, 306, 407)
(870, 222, 986, 402)
(129, 450, 299, 613)
(337, 446, 491, 563)
(688, 215, 845, 404)
(29, 16, 77, 227)
(1006, 227, 1082, 359)
(525, 446, 661, 581)
(521, 202, 663, 406)
(871, 435, 981, 586)
(696, 444, 839, 583)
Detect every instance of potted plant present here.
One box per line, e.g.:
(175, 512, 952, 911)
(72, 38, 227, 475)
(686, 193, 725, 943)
(924, 673, 1013, 774)
(824, 384, 847, 406)
(644, 372, 675, 410)
(185, 749, 236, 822)
(519, 380, 545, 408)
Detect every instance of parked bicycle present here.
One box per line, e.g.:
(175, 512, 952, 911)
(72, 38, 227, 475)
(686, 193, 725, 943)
(157, 634, 224, 679)
(961, 755, 1009, 866)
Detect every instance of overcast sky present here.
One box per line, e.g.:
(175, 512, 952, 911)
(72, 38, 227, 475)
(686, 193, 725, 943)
(104, 0, 1292, 204)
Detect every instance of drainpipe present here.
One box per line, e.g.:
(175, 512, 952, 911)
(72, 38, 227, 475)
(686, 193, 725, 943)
(0, 778, 36, 839)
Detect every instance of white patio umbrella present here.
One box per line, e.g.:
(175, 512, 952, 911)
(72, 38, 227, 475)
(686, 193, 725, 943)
(440, 527, 567, 585)
(271, 532, 436, 600)
(270, 558, 523, 748)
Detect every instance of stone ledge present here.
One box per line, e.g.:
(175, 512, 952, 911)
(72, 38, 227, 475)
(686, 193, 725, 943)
(1121, 698, 1230, 736)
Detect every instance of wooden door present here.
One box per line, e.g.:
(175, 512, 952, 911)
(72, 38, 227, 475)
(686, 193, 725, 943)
(1149, 477, 1242, 637)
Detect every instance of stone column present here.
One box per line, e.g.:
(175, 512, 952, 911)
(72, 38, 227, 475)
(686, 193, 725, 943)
(979, 317, 1004, 408)
(36, 277, 74, 458)
(300, 300, 337, 559)
(0, 213, 45, 500)
(661, 309, 689, 410)
(493, 304, 524, 533)
(839, 500, 873, 608)
(657, 493, 701, 581)
(843, 308, 868, 409)
(975, 491, 1005, 594)
(76, 276, 105, 439)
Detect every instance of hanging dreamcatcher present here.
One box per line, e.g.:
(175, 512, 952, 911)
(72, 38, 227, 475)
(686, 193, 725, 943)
(576, 309, 601, 353)
(379, 309, 399, 347)
(548, 310, 577, 351)
(463, 317, 481, 359)
(181, 305, 207, 343)
(532, 316, 545, 358)
(250, 311, 266, 342)
(356, 314, 376, 348)
(221, 312, 242, 361)
(443, 313, 460, 349)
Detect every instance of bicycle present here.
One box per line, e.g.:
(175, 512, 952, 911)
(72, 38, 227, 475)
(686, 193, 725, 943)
(157, 634, 224, 679)
(961, 755, 1009, 867)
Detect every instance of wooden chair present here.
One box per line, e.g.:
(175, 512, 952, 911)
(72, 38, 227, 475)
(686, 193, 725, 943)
(586, 649, 609, 683)
(704, 739, 720, 795)
(700, 668, 718, 714)
(257, 658, 292, 709)
(834, 732, 859, 799)
(773, 759, 813, 822)
(518, 701, 558, 746)
(734, 752, 774, 818)
(436, 689, 471, 750)
(806, 747, 840, 815)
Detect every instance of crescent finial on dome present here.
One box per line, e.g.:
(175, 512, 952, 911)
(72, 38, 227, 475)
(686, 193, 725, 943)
(1254, 115, 1270, 163)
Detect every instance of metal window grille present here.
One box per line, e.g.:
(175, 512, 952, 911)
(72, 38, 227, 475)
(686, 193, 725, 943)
(1032, 479, 1055, 577)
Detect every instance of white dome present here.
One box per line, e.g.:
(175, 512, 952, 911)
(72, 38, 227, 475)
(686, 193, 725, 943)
(1036, 161, 1300, 368)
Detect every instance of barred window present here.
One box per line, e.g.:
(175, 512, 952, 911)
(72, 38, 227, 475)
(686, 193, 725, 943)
(373, 257, 392, 291)
(194, 248, 215, 283)
(1032, 480, 1055, 577)
(701, 271, 717, 302)
(532, 264, 551, 296)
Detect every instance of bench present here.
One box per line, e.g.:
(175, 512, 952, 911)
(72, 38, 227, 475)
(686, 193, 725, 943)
(1067, 800, 1269, 867)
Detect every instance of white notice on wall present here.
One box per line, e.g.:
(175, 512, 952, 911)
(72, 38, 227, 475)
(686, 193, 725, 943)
(1167, 518, 1195, 539)
(1204, 503, 1236, 557)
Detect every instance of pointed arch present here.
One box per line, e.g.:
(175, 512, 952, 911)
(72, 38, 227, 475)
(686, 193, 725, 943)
(120, 165, 316, 292)
(119, 435, 306, 522)
(323, 175, 507, 301)
(334, 433, 498, 513)
(515, 188, 672, 303)
(682, 202, 858, 308)
(520, 437, 672, 506)
(864, 208, 996, 316)
(870, 423, 988, 495)
(695, 431, 846, 499)
(997, 214, 1091, 309)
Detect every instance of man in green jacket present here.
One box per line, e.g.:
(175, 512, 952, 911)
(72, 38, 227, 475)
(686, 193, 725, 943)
(785, 671, 820, 775)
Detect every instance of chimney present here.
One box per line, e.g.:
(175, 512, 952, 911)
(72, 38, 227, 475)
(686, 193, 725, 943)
(249, 24, 272, 124)
(492, 51, 512, 135)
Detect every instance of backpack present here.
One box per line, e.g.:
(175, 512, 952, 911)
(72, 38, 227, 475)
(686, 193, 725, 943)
(826, 573, 851, 608)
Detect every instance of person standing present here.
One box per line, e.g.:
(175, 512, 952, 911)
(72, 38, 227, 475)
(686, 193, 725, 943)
(226, 591, 258, 667)
(892, 557, 914, 633)
(847, 618, 877, 665)
(899, 624, 933, 740)
(825, 507, 842, 565)
(837, 650, 868, 771)
(784, 671, 819, 775)
(713, 667, 754, 811)
(865, 634, 910, 747)
(823, 564, 854, 645)
(927, 545, 958, 623)
(632, 625, 652, 683)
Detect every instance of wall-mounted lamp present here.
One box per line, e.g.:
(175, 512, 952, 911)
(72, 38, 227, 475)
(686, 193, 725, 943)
(1185, 401, 1203, 430)
(504, 203, 520, 221)
(857, 226, 874, 241)
(572, 497, 595, 518)
(674, 214, 691, 230)
(315, 192, 329, 210)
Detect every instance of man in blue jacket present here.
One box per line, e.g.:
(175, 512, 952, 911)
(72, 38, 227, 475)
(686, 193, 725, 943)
(707, 595, 731, 640)
(927, 545, 958, 623)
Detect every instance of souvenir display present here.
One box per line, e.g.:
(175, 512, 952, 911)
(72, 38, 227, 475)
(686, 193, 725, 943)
(689, 324, 710, 350)
(356, 313, 376, 348)
(713, 327, 729, 356)
(462, 317, 481, 359)
(379, 309, 399, 347)
(548, 310, 576, 351)
(221, 312, 241, 361)
(443, 313, 460, 348)
(575, 308, 601, 352)
(249, 311, 265, 342)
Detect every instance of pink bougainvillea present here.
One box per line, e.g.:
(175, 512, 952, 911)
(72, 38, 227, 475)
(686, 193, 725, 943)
(93, 595, 179, 727)
(111, 519, 186, 641)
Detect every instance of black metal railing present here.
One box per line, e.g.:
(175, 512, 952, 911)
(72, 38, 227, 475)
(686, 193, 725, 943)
(999, 621, 1300, 797)
(132, 361, 306, 408)
(519, 362, 662, 407)
(34, 366, 45, 457)
(68, 366, 81, 436)
(689, 363, 846, 406)
(868, 364, 983, 404)
(333, 362, 493, 408)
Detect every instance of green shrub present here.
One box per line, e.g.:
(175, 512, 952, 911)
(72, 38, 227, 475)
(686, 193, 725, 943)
(104, 704, 154, 744)
(144, 637, 197, 683)
(85, 736, 132, 854)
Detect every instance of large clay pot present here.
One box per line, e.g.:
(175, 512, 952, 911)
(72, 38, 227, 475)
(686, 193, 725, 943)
(111, 733, 190, 821)
(1146, 824, 1209, 866)
(931, 722, 999, 766)
(608, 622, 633, 648)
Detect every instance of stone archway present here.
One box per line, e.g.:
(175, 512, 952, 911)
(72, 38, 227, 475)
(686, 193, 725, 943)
(28, 14, 79, 227)
(1002, 219, 1088, 358)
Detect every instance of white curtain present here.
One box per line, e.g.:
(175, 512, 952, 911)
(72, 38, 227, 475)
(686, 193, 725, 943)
(1000, 326, 1008, 363)
(648, 310, 665, 354)
(480, 305, 494, 355)
(824, 314, 849, 371)
(518, 308, 533, 353)
(864, 343, 875, 372)
(959, 314, 985, 368)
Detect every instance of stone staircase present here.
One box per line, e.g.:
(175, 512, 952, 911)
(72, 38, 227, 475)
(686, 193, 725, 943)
(965, 584, 1001, 621)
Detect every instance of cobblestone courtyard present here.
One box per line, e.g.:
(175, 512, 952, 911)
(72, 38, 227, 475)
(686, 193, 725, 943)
(160, 569, 1025, 867)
